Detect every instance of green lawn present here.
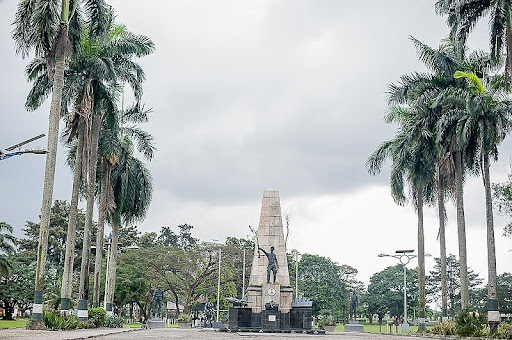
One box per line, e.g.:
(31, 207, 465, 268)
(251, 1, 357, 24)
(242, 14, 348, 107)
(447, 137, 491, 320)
(334, 322, 432, 334)
(0, 318, 28, 328)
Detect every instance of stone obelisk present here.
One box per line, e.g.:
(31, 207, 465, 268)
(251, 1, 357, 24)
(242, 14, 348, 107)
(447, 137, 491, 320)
(247, 189, 293, 316)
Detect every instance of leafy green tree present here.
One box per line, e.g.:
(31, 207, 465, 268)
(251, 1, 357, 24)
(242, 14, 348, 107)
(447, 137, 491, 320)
(292, 254, 347, 317)
(493, 166, 512, 243)
(18, 200, 88, 273)
(0, 222, 17, 278)
(427, 254, 483, 317)
(365, 264, 418, 323)
(0, 252, 36, 320)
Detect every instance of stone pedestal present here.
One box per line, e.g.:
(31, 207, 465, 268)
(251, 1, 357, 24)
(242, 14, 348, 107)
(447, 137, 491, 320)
(148, 318, 165, 329)
(344, 320, 363, 332)
(261, 310, 280, 331)
(228, 307, 252, 329)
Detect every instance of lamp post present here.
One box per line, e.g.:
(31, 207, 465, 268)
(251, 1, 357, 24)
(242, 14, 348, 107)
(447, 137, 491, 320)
(0, 134, 48, 161)
(378, 250, 417, 332)
(216, 248, 221, 322)
(294, 252, 301, 298)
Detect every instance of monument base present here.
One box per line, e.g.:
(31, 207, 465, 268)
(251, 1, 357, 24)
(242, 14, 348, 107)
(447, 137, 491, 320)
(290, 306, 312, 329)
(345, 320, 363, 332)
(148, 318, 165, 329)
(228, 307, 252, 329)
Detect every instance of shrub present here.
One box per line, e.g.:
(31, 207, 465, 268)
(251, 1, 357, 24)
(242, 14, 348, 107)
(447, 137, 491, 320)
(455, 311, 487, 337)
(104, 315, 123, 328)
(495, 322, 512, 339)
(88, 308, 106, 328)
(430, 320, 456, 336)
(43, 309, 80, 330)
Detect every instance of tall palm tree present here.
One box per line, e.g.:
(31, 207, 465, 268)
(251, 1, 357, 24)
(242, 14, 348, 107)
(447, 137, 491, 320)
(367, 100, 437, 332)
(13, 0, 107, 326)
(435, 0, 512, 79)
(104, 136, 153, 316)
(447, 71, 511, 331)
(0, 222, 17, 279)
(92, 103, 155, 308)
(389, 36, 500, 313)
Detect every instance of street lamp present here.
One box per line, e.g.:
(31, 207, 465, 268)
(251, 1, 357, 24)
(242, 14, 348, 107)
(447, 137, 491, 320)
(294, 252, 301, 299)
(378, 250, 417, 332)
(212, 239, 222, 323)
(0, 134, 48, 161)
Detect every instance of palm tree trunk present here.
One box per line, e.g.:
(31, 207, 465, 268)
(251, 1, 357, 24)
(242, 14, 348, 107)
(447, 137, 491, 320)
(437, 173, 448, 320)
(105, 220, 120, 316)
(78, 113, 101, 321)
(505, 14, 512, 80)
(28, 23, 69, 329)
(92, 171, 107, 307)
(417, 190, 426, 332)
(483, 154, 499, 332)
(455, 151, 469, 311)
(60, 119, 85, 314)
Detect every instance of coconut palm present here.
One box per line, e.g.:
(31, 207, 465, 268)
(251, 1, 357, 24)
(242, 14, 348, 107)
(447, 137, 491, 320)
(443, 71, 511, 331)
(104, 136, 153, 315)
(435, 0, 512, 79)
(13, 0, 108, 325)
(0, 222, 17, 279)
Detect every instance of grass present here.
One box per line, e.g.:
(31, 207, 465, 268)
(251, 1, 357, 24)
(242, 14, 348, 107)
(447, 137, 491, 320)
(333, 322, 433, 334)
(0, 318, 29, 328)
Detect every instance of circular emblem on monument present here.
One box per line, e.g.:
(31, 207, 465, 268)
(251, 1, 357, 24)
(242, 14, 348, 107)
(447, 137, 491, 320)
(267, 287, 276, 296)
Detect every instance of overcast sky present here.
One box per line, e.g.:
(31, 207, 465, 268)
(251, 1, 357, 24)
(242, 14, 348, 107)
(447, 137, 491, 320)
(1, 1, 511, 297)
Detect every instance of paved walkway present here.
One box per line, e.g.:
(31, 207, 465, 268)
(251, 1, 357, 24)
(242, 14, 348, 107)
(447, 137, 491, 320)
(0, 328, 431, 340)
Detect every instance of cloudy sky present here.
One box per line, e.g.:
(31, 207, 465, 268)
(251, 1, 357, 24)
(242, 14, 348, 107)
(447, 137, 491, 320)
(1, 1, 511, 293)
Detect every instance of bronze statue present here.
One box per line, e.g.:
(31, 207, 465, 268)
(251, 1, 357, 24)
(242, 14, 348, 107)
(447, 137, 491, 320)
(153, 284, 164, 318)
(258, 246, 279, 283)
(349, 290, 358, 320)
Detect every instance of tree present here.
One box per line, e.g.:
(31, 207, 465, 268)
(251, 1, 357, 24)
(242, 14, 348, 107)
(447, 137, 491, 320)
(449, 70, 511, 331)
(493, 165, 512, 244)
(365, 264, 418, 323)
(104, 136, 153, 316)
(0, 252, 36, 320)
(0, 222, 16, 279)
(13, 0, 108, 326)
(435, 0, 512, 79)
(291, 254, 347, 317)
(427, 254, 483, 316)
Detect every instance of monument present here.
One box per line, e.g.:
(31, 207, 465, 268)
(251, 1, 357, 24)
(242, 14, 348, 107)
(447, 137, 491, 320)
(345, 290, 363, 332)
(148, 284, 165, 329)
(228, 189, 312, 331)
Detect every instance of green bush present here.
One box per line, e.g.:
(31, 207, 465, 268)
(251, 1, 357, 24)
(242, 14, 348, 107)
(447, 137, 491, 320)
(455, 311, 487, 337)
(430, 320, 456, 336)
(88, 308, 106, 328)
(495, 322, 512, 339)
(43, 309, 80, 330)
(104, 315, 123, 328)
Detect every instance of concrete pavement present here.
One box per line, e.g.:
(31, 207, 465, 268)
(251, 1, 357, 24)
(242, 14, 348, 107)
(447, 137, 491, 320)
(0, 328, 433, 340)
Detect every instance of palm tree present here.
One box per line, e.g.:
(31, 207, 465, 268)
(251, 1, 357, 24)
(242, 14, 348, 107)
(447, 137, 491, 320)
(13, 0, 107, 326)
(389, 36, 500, 313)
(92, 103, 155, 308)
(435, 0, 512, 79)
(104, 136, 153, 316)
(0, 222, 17, 279)
(446, 71, 511, 331)
(367, 100, 437, 331)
